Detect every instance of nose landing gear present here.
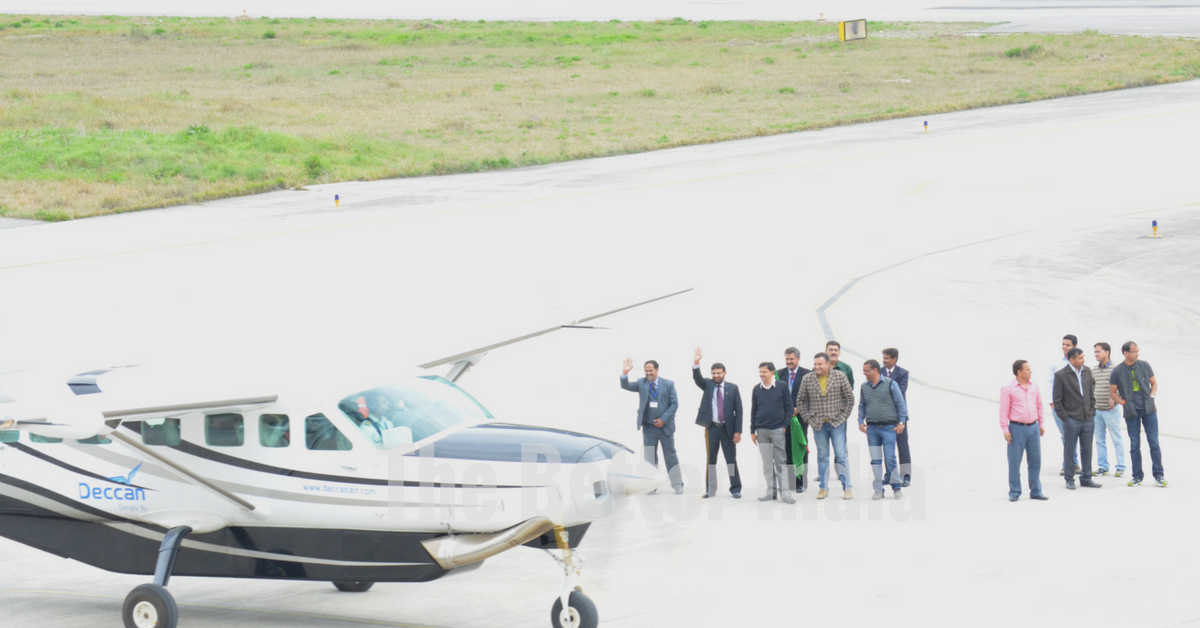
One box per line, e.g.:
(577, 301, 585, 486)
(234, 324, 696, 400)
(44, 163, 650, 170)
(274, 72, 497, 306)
(546, 526, 598, 628)
(552, 590, 598, 628)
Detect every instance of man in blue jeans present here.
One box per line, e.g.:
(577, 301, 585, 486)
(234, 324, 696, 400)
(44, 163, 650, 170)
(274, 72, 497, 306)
(796, 353, 856, 500)
(1092, 342, 1125, 477)
(1108, 342, 1166, 487)
(857, 360, 908, 500)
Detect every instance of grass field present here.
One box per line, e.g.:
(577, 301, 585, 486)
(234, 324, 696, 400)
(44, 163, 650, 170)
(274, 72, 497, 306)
(2, 15, 1199, 220)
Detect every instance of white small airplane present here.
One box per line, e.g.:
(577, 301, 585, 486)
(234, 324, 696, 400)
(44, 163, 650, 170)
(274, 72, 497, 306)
(0, 290, 689, 628)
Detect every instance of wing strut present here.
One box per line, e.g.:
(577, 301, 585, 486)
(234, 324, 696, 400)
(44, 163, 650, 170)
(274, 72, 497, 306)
(418, 288, 693, 382)
(108, 430, 257, 512)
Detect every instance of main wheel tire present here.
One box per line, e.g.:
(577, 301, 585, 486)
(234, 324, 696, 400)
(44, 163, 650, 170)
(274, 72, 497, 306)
(123, 583, 178, 628)
(551, 591, 598, 628)
(332, 581, 375, 593)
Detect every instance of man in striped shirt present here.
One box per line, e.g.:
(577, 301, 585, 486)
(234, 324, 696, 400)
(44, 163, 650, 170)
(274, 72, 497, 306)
(1000, 360, 1049, 502)
(1092, 343, 1125, 477)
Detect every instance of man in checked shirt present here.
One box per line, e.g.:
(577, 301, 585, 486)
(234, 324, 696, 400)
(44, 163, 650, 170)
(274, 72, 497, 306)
(1000, 360, 1049, 502)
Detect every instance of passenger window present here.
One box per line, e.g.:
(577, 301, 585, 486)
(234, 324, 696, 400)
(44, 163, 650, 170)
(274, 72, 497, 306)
(305, 413, 352, 451)
(77, 435, 112, 445)
(259, 414, 290, 448)
(0, 431, 18, 443)
(30, 434, 63, 443)
(205, 413, 244, 447)
(142, 418, 182, 446)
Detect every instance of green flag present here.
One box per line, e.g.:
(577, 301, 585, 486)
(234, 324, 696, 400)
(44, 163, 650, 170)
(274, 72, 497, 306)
(790, 416, 808, 479)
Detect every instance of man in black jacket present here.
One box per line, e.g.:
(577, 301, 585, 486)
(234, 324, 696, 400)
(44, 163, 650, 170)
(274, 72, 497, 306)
(881, 348, 912, 486)
(693, 348, 743, 499)
(1053, 347, 1101, 489)
(778, 347, 812, 493)
(752, 362, 795, 503)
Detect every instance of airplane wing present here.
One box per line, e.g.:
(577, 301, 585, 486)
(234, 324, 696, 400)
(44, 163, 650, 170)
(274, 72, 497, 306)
(0, 366, 277, 440)
(417, 288, 693, 382)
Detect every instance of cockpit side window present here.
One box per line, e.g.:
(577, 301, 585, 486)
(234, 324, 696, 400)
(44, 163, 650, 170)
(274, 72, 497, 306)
(142, 418, 182, 446)
(205, 413, 244, 447)
(30, 434, 64, 444)
(336, 376, 493, 450)
(259, 414, 290, 448)
(77, 435, 112, 445)
(305, 413, 352, 451)
(1, 431, 20, 443)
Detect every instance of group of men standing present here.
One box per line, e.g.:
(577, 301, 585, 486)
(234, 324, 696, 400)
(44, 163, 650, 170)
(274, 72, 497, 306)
(619, 341, 914, 502)
(1001, 336, 1167, 502)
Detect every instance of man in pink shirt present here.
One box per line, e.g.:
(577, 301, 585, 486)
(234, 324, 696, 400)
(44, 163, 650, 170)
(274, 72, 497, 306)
(1000, 360, 1049, 502)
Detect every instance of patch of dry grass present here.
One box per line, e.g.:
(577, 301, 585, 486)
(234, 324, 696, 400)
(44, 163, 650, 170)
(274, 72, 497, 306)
(1, 15, 1198, 219)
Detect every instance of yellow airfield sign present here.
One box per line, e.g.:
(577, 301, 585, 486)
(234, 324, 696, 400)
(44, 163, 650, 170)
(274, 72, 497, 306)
(840, 19, 868, 42)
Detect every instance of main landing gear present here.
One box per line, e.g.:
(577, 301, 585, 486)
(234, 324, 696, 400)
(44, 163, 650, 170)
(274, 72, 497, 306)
(332, 581, 375, 592)
(123, 526, 190, 628)
(546, 526, 598, 628)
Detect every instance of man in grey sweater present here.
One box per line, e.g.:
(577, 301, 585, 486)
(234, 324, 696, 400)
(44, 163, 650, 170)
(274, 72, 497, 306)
(857, 360, 908, 500)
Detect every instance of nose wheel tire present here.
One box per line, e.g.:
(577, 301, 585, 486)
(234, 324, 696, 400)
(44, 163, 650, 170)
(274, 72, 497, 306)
(551, 591, 598, 628)
(332, 581, 375, 592)
(123, 583, 178, 628)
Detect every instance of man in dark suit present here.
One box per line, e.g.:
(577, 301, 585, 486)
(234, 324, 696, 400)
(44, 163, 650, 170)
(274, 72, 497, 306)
(621, 358, 683, 494)
(881, 348, 912, 487)
(778, 347, 811, 493)
(693, 348, 743, 499)
(1053, 347, 1100, 490)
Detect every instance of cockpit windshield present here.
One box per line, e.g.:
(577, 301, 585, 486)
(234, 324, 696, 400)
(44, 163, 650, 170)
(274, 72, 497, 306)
(336, 376, 493, 450)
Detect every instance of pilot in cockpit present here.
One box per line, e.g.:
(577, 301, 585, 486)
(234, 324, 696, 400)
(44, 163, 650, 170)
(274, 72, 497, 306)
(357, 393, 398, 446)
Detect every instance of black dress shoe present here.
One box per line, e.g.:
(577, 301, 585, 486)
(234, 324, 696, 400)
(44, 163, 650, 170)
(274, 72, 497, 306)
(1065, 480, 1077, 490)
(1080, 479, 1102, 488)
(731, 491, 741, 499)
(1030, 494, 1049, 500)
(1009, 495, 1019, 502)
(702, 493, 713, 499)
(902, 477, 911, 488)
